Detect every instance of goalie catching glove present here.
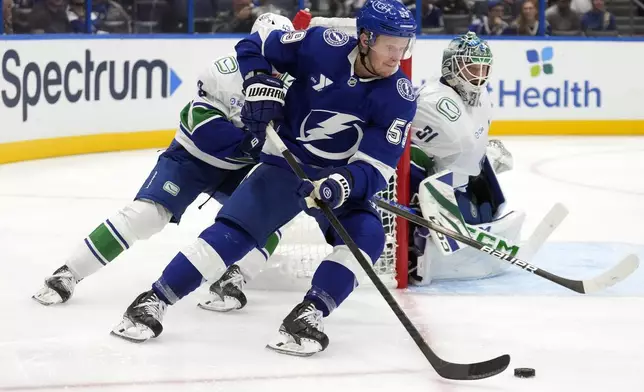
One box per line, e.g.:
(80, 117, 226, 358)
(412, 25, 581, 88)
(241, 73, 286, 142)
(297, 172, 351, 216)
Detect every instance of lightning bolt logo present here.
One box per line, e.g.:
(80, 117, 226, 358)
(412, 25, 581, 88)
(298, 110, 364, 160)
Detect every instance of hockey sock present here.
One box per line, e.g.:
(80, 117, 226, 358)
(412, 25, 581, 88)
(236, 229, 282, 280)
(305, 211, 385, 316)
(305, 261, 354, 316)
(153, 220, 256, 304)
(66, 200, 171, 279)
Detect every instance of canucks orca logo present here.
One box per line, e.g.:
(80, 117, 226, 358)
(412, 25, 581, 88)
(298, 110, 364, 160)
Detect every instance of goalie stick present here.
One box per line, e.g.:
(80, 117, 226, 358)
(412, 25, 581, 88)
(265, 123, 510, 381)
(375, 197, 639, 294)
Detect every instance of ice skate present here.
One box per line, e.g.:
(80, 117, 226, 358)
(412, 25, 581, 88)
(32, 265, 79, 306)
(266, 300, 328, 356)
(111, 290, 167, 343)
(198, 264, 247, 312)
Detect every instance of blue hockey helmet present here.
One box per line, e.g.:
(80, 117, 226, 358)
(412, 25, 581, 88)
(356, 0, 417, 60)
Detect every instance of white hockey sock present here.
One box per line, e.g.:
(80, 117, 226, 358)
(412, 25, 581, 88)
(235, 230, 282, 281)
(66, 200, 172, 279)
(236, 248, 269, 281)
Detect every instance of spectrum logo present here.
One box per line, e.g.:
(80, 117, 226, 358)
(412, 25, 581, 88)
(1, 49, 183, 122)
(488, 46, 601, 109)
(527, 47, 554, 77)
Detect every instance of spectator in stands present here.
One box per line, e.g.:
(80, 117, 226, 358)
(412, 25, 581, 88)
(3, 0, 13, 33)
(436, 0, 470, 15)
(251, 0, 291, 19)
(546, 0, 581, 32)
(417, 0, 443, 28)
(28, 0, 70, 33)
(503, 0, 551, 34)
(67, 0, 129, 33)
(213, 0, 256, 32)
(67, 0, 93, 32)
(581, 0, 615, 31)
(500, 0, 522, 18)
(469, 0, 508, 35)
(571, 0, 591, 14)
(92, 0, 131, 32)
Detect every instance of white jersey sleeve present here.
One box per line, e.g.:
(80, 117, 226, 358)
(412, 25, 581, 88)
(411, 78, 493, 188)
(192, 53, 246, 128)
(172, 52, 252, 169)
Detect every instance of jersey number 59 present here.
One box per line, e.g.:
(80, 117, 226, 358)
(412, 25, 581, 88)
(387, 119, 410, 146)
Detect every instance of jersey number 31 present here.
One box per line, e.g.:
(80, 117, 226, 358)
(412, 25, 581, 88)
(416, 126, 438, 143)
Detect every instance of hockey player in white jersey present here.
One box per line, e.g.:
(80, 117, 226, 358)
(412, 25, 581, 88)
(407, 31, 521, 286)
(110, 0, 417, 355)
(31, 13, 294, 307)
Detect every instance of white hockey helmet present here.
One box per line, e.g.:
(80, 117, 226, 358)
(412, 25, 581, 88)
(251, 13, 294, 35)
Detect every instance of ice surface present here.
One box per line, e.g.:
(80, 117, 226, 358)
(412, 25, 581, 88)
(1, 137, 643, 391)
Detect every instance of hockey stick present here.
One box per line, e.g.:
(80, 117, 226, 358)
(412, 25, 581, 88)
(265, 124, 510, 381)
(517, 203, 568, 261)
(375, 197, 639, 294)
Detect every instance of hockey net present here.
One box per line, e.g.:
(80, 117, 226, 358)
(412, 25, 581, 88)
(250, 15, 411, 290)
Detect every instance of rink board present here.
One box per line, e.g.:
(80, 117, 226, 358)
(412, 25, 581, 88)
(0, 36, 643, 163)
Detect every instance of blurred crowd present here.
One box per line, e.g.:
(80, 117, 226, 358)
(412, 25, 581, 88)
(1, 0, 642, 35)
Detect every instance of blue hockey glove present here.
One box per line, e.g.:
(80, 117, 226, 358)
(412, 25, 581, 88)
(241, 73, 285, 141)
(235, 130, 263, 162)
(296, 173, 351, 217)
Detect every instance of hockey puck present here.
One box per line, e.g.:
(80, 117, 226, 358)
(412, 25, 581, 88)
(514, 368, 535, 378)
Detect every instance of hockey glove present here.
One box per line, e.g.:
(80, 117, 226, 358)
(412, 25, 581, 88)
(235, 129, 263, 162)
(297, 173, 351, 217)
(241, 73, 285, 142)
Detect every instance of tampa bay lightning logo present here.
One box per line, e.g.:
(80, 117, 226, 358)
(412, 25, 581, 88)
(298, 110, 364, 160)
(397, 78, 415, 102)
(372, 0, 394, 13)
(323, 29, 350, 47)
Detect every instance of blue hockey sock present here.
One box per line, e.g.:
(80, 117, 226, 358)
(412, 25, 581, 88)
(152, 220, 257, 305)
(153, 252, 202, 304)
(304, 260, 356, 317)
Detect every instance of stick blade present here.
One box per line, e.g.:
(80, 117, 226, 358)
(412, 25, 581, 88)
(436, 354, 511, 381)
(582, 254, 640, 294)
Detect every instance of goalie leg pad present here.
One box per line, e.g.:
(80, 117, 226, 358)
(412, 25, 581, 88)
(414, 210, 526, 285)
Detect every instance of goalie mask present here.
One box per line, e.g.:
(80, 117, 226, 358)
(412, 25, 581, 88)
(441, 32, 493, 106)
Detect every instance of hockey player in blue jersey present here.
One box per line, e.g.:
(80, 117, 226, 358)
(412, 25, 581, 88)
(110, 0, 418, 355)
(32, 13, 294, 308)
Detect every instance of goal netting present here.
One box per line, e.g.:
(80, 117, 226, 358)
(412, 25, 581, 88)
(247, 15, 411, 291)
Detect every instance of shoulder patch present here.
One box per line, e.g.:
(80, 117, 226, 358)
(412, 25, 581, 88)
(397, 78, 415, 102)
(323, 29, 350, 47)
(436, 97, 461, 122)
(280, 30, 307, 44)
(214, 56, 238, 74)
